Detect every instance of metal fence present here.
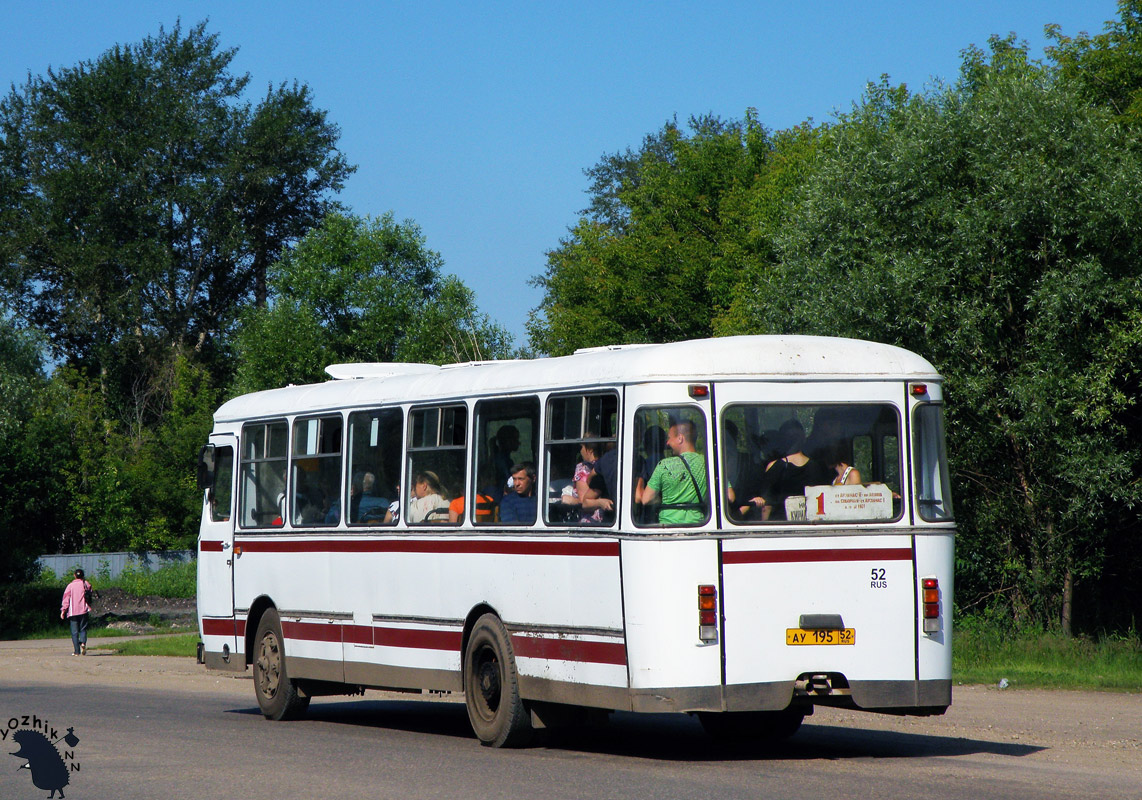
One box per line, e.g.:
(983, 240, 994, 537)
(37, 550, 195, 581)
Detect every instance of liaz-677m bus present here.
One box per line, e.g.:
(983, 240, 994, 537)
(195, 335, 954, 746)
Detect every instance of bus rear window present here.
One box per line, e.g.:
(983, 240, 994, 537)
(721, 403, 901, 524)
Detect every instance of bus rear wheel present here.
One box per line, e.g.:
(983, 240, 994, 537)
(697, 709, 805, 742)
(253, 608, 310, 721)
(463, 613, 532, 747)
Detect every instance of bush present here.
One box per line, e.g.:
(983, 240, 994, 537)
(0, 583, 63, 639)
(109, 561, 196, 598)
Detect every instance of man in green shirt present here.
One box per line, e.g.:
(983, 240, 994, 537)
(641, 419, 707, 525)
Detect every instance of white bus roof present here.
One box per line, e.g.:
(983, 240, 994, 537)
(214, 335, 941, 423)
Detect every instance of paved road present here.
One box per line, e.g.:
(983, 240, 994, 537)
(2, 639, 1139, 800)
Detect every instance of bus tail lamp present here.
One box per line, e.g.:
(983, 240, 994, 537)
(698, 584, 718, 643)
(910, 383, 929, 397)
(921, 577, 940, 633)
(688, 384, 710, 399)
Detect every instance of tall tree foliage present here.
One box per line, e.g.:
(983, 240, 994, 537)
(232, 212, 513, 394)
(0, 318, 56, 582)
(726, 40, 1142, 632)
(0, 21, 353, 555)
(528, 113, 798, 355)
(1047, 0, 1142, 125)
(0, 20, 353, 402)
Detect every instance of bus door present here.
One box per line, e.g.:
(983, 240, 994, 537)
(197, 433, 239, 662)
(621, 382, 723, 699)
(714, 381, 917, 708)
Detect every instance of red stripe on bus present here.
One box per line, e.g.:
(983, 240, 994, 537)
(280, 620, 462, 651)
(199, 540, 226, 552)
(282, 620, 344, 643)
(343, 624, 373, 645)
(374, 626, 463, 651)
(201, 618, 237, 636)
(236, 538, 620, 557)
(512, 634, 627, 666)
(273, 618, 621, 665)
(723, 547, 914, 565)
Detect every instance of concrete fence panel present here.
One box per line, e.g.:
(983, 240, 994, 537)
(37, 550, 195, 581)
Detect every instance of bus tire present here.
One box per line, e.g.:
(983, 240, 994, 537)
(697, 709, 805, 742)
(253, 608, 310, 721)
(463, 613, 533, 747)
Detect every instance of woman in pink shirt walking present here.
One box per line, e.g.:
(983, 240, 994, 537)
(60, 569, 93, 655)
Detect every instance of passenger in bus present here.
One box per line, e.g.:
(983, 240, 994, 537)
(806, 409, 846, 463)
(357, 472, 390, 522)
(560, 439, 613, 523)
(824, 443, 862, 486)
(740, 419, 831, 520)
(499, 462, 537, 524)
(640, 420, 707, 525)
(448, 493, 494, 524)
(588, 443, 618, 506)
(406, 471, 450, 523)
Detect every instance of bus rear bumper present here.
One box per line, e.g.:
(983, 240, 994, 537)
(629, 678, 951, 716)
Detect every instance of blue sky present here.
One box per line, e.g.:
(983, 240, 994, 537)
(0, 1, 1120, 346)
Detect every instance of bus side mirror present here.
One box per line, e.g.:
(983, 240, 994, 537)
(197, 444, 216, 491)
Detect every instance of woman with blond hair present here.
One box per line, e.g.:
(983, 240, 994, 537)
(407, 470, 450, 523)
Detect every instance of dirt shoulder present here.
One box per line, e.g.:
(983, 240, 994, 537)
(85, 587, 197, 634)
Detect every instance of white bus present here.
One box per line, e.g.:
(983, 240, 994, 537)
(196, 335, 954, 746)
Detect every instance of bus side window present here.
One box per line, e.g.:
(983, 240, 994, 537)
(544, 393, 618, 527)
(406, 405, 467, 525)
(634, 406, 709, 528)
(474, 397, 540, 525)
(239, 420, 288, 528)
(210, 446, 234, 522)
(291, 415, 343, 527)
(347, 409, 402, 526)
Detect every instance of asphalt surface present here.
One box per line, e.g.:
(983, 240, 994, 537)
(2, 638, 1139, 800)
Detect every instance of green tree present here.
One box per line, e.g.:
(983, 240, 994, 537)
(727, 40, 1142, 633)
(1047, 0, 1142, 124)
(0, 317, 55, 583)
(0, 20, 353, 399)
(232, 212, 513, 394)
(528, 113, 785, 355)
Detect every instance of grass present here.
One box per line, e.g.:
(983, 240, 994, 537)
(92, 633, 200, 657)
(38, 560, 196, 598)
(952, 615, 1142, 691)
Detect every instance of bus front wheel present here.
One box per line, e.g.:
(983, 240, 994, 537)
(463, 613, 532, 747)
(253, 608, 310, 721)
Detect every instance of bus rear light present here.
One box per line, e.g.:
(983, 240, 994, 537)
(698, 584, 718, 643)
(921, 577, 941, 633)
(910, 383, 928, 397)
(688, 384, 710, 399)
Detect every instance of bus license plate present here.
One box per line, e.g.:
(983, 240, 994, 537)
(786, 628, 856, 646)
